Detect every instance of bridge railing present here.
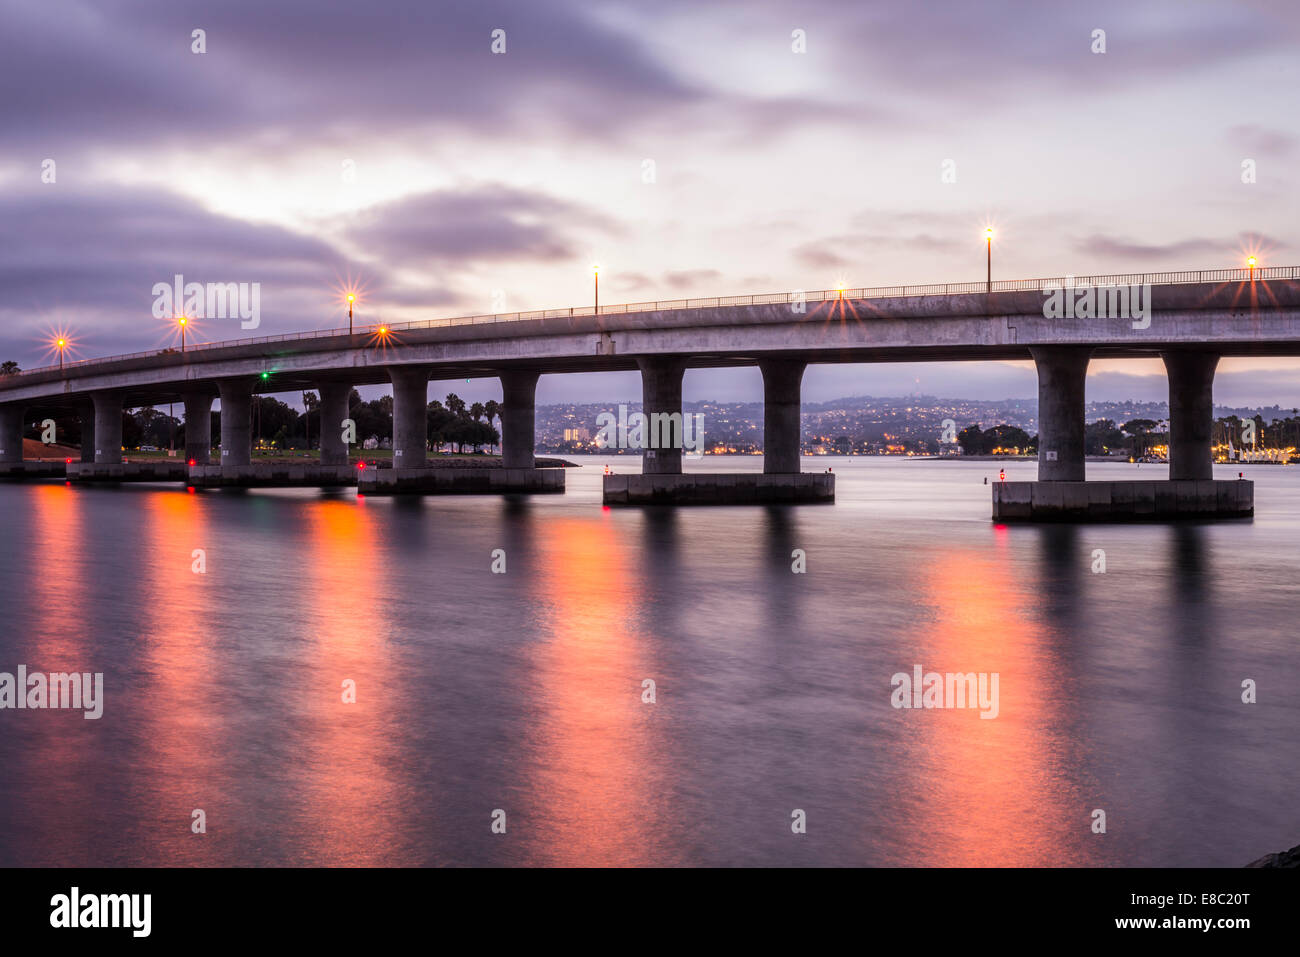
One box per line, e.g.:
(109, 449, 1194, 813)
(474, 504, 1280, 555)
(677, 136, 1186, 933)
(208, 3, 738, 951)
(9, 265, 1298, 378)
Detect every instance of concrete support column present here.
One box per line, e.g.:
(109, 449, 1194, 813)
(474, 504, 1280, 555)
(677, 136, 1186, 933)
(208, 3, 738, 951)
(1163, 351, 1219, 481)
(182, 392, 213, 465)
(217, 379, 253, 467)
(91, 392, 124, 464)
(637, 357, 688, 475)
(318, 382, 352, 466)
(0, 404, 24, 464)
(389, 366, 430, 468)
(1030, 346, 1090, 481)
(500, 371, 540, 470)
(760, 359, 806, 474)
(78, 401, 95, 463)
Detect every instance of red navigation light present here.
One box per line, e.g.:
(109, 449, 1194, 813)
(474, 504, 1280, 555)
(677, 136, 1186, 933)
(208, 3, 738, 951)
(188, 458, 196, 466)
(357, 461, 366, 470)
(64, 457, 71, 464)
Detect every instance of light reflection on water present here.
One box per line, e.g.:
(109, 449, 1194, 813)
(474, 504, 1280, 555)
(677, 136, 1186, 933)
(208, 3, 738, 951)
(0, 456, 1296, 866)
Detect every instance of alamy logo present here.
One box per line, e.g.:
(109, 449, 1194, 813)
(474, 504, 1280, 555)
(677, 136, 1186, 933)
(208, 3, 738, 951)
(50, 887, 150, 937)
(1043, 276, 1150, 329)
(152, 274, 261, 329)
(594, 404, 705, 453)
(890, 665, 999, 719)
(0, 665, 103, 719)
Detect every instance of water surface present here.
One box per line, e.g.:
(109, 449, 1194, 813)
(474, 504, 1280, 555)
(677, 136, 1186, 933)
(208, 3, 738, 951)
(0, 456, 1295, 866)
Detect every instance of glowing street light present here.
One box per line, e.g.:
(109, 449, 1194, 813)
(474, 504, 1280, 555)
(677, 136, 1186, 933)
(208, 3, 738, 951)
(178, 315, 188, 352)
(1247, 255, 1257, 280)
(56, 337, 67, 372)
(347, 293, 356, 334)
(836, 280, 846, 301)
(984, 227, 994, 292)
(592, 264, 600, 313)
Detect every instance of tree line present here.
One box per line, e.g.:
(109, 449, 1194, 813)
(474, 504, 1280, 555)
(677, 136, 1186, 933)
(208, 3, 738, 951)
(19, 389, 501, 453)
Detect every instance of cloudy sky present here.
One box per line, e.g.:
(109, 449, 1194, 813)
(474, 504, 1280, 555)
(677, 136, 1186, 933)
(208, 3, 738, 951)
(3, 0, 1298, 406)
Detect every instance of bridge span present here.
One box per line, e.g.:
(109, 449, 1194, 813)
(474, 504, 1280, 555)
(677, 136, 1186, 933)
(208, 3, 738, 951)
(1, 266, 1296, 515)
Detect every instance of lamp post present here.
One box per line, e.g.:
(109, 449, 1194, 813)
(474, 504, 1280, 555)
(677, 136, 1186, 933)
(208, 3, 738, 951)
(592, 264, 599, 313)
(56, 338, 66, 373)
(348, 293, 355, 334)
(178, 315, 187, 353)
(984, 227, 994, 293)
(1247, 256, 1257, 281)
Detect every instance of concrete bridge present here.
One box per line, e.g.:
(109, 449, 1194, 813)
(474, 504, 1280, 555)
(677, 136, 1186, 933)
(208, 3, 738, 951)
(1, 265, 1296, 514)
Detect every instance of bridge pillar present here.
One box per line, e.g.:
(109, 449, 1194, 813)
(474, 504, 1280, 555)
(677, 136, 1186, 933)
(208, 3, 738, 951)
(217, 379, 253, 467)
(1163, 351, 1219, 481)
(91, 392, 124, 464)
(318, 382, 352, 466)
(78, 400, 95, 463)
(0, 404, 24, 464)
(637, 357, 688, 475)
(389, 366, 430, 468)
(1030, 346, 1090, 481)
(760, 359, 806, 474)
(500, 371, 540, 470)
(182, 392, 213, 465)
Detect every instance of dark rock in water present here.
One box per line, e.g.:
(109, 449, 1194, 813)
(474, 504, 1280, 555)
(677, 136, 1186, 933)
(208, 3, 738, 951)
(1246, 843, 1300, 868)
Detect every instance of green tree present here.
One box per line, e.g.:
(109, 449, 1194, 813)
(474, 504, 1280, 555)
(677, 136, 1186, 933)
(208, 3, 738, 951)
(1085, 418, 1125, 455)
(1122, 419, 1158, 457)
(957, 425, 985, 455)
(483, 399, 501, 453)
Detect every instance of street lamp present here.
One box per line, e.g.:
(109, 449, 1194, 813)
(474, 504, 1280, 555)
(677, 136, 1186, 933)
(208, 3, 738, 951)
(836, 281, 846, 301)
(592, 264, 599, 313)
(984, 227, 994, 292)
(56, 337, 66, 372)
(1247, 255, 1257, 280)
(178, 315, 187, 352)
(347, 293, 356, 334)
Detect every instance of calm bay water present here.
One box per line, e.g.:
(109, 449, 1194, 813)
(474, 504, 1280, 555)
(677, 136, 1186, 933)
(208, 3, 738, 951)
(0, 456, 1296, 867)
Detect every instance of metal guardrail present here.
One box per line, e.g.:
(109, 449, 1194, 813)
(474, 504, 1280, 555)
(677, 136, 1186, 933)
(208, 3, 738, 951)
(8, 265, 1297, 378)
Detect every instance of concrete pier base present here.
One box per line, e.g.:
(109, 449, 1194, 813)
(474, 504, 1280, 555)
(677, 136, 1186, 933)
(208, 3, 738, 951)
(992, 480, 1253, 522)
(0, 405, 23, 465)
(217, 380, 253, 467)
(67, 461, 190, 482)
(317, 382, 352, 466)
(0, 461, 67, 479)
(499, 371, 540, 470)
(189, 464, 359, 488)
(603, 472, 834, 505)
(357, 466, 564, 495)
(182, 392, 214, 466)
(92, 392, 124, 465)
